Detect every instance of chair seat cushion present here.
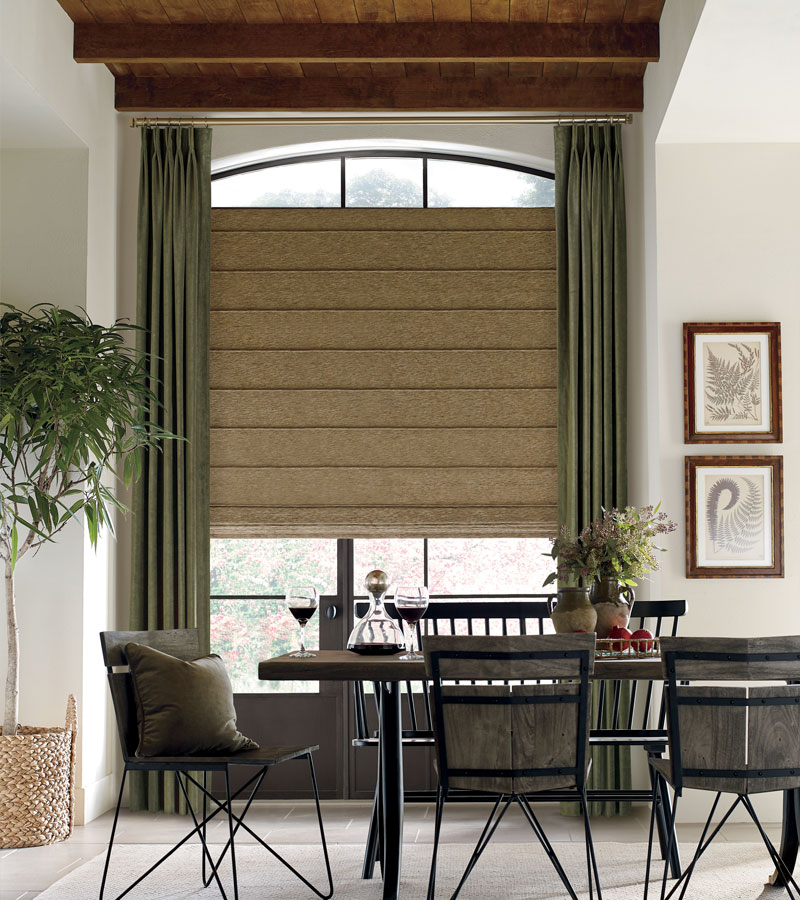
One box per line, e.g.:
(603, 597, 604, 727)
(125, 642, 259, 757)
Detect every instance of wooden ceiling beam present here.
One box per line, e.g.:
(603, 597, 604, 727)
(76, 22, 658, 64)
(114, 74, 643, 111)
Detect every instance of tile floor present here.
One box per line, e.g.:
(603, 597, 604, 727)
(0, 801, 782, 899)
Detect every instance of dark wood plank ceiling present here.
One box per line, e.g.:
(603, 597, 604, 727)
(57, 0, 665, 111)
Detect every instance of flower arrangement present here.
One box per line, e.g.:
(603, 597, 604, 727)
(543, 505, 677, 588)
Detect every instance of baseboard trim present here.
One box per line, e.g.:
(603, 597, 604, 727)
(76, 772, 118, 825)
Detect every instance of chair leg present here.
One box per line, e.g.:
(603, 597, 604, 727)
(307, 753, 335, 900)
(580, 787, 603, 900)
(663, 794, 742, 900)
(450, 795, 512, 900)
(659, 793, 679, 900)
(202, 771, 208, 886)
(427, 784, 446, 900)
(200, 756, 334, 899)
(649, 763, 669, 859)
(99, 766, 127, 900)
(659, 772, 682, 879)
(105, 768, 270, 900)
(643, 777, 660, 900)
(517, 795, 579, 900)
(175, 770, 230, 900)
(362, 754, 382, 879)
(649, 762, 681, 879)
(198, 766, 269, 883)
(224, 769, 239, 900)
(674, 793, 721, 900)
(741, 795, 800, 900)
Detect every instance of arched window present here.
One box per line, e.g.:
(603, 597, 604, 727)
(212, 150, 554, 209)
(209, 144, 557, 711)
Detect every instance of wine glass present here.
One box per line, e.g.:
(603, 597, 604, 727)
(286, 585, 319, 658)
(394, 586, 429, 661)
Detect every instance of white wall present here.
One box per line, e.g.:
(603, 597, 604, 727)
(0, 150, 88, 303)
(625, 0, 706, 556)
(0, 148, 89, 746)
(0, 0, 120, 824)
(631, 0, 800, 824)
(655, 143, 800, 824)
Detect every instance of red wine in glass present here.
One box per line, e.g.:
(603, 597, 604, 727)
(395, 605, 426, 627)
(286, 586, 319, 658)
(395, 586, 429, 660)
(289, 606, 317, 627)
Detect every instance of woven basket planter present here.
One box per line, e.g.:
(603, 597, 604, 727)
(0, 695, 77, 848)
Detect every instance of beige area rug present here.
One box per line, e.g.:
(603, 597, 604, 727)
(39, 841, 786, 899)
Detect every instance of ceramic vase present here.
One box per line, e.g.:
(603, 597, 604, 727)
(550, 587, 597, 634)
(591, 576, 635, 638)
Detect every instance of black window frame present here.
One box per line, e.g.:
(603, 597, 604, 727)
(210, 537, 551, 610)
(211, 149, 554, 209)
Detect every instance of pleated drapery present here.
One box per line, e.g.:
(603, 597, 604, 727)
(129, 126, 212, 813)
(554, 123, 630, 816)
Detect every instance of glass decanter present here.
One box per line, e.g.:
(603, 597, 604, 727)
(346, 569, 406, 655)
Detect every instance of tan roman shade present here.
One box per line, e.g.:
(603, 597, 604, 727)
(210, 207, 556, 538)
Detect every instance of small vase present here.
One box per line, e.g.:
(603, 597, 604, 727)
(590, 577, 635, 638)
(550, 587, 597, 634)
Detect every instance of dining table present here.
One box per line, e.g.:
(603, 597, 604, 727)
(259, 650, 667, 900)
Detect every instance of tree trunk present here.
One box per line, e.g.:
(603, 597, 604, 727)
(3, 560, 18, 735)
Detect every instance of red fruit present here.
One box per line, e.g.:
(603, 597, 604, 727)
(630, 628, 654, 653)
(608, 625, 632, 653)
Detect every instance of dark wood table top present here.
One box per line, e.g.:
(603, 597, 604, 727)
(258, 650, 664, 682)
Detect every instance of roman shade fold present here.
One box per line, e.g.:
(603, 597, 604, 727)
(210, 207, 557, 538)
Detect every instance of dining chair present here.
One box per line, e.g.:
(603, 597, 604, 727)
(352, 598, 553, 877)
(99, 629, 333, 900)
(644, 635, 800, 900)
(424, 633, 601, 900)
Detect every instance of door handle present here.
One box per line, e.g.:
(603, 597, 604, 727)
(325, 604, 339, 620)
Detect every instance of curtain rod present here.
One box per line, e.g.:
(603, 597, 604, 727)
(129, 113, 633, 128)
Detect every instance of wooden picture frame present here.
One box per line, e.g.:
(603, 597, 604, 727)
(683, 322, 782, 443)
(685, 455, 784, 578)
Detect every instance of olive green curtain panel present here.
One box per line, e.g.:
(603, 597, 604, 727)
(554, 123, 630, 817)
(129, 126, 212, 814)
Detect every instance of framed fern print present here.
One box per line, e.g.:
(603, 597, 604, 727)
(683, 322, 782, 443)
(685, 455, 784, 578)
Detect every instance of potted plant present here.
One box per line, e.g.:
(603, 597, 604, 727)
(544, 505, 676, 636)
(0, 303, 169, 847)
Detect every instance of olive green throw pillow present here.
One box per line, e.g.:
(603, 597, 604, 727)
(125, 642, 259, 757)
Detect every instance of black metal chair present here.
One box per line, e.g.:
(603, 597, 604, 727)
(644, 636, 800, 900)
(353, 598, 553, 877)
(99, 629, 334, 900)
(424, 633, 601, 900)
